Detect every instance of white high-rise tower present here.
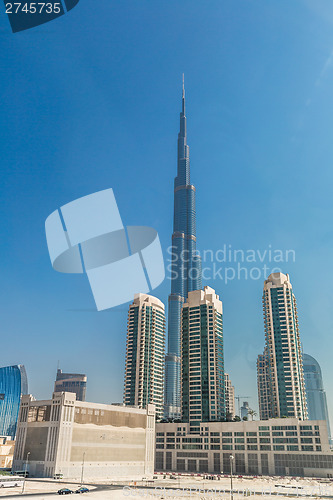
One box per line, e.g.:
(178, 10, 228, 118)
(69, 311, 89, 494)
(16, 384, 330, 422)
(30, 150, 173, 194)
(258, 273, 307, 420)
(124, 294, 165, 420)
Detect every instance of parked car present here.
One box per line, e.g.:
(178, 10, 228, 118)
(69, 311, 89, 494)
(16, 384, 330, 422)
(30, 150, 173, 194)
(76, 487, 89, 494)
(58, 488, 74, 495)
(15, 471, 29, 478)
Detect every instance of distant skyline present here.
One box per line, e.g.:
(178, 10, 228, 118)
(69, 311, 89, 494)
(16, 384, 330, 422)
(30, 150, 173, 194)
(1, 1, 333, 428)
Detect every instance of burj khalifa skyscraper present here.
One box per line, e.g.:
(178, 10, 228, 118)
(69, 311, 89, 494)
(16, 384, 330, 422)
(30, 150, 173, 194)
(165, 77, 202, 419)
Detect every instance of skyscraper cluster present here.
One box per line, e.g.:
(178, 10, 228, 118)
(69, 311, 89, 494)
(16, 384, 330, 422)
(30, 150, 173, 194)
(0, 80, 331, 457)
(122, 79, 331, 448)
(122, 80, 230, 429)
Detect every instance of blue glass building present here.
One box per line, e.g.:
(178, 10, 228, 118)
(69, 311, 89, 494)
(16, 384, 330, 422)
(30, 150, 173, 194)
(165, 79, 202, 419)
(303, 354, 331, 444)
(0, 365, 28, 439)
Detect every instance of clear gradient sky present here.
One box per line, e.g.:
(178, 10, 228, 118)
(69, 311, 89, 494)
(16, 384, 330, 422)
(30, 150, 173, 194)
(1, 0, 333, 423)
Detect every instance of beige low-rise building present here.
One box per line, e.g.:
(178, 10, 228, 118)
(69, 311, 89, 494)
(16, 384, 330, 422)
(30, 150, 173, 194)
(156, 418, 333, 478)
(12, 392, 155, 480)
(0, 436, 15, 468)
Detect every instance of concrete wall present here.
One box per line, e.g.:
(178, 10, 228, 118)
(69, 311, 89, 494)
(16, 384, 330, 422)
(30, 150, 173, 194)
(13, 393, 156, 480)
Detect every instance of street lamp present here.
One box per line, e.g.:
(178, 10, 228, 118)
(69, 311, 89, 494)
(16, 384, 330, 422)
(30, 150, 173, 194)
(80, 451, 86, 487)
(229, 455, 235, 500)
(21, 451, 30, 495)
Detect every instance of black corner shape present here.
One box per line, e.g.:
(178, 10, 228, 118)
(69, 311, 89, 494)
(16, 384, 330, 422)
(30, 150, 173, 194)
(3, 0, 80, 33)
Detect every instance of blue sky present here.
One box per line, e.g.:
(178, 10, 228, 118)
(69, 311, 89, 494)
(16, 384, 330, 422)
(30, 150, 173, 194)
(1, 0, 333, 422)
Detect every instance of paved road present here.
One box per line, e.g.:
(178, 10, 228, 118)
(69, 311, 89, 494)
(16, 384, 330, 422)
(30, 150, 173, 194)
(2, 478, 333, 499)
(0, 480, 121, 498)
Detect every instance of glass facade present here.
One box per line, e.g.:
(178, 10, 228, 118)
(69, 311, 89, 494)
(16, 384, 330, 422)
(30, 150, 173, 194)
(0, 364, 28, 439)
(303, 353, 331, 443)
(165, 80, 202, 418)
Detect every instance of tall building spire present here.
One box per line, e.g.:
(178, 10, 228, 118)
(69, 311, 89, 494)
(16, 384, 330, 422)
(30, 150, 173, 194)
(164, 78, 202, 419)
(176, 74, 189, 187)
